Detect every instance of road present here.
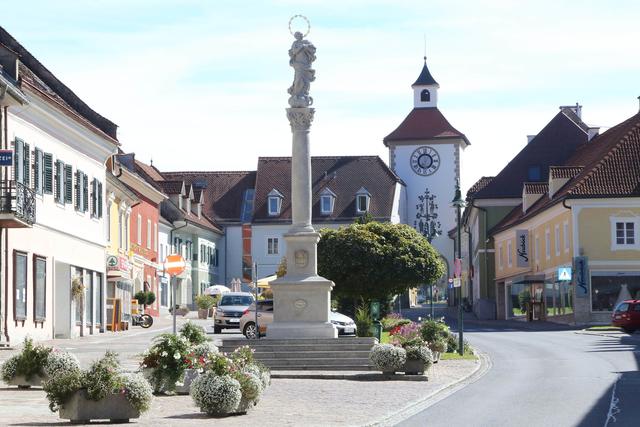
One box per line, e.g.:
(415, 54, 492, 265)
(399, 312, 640, 427)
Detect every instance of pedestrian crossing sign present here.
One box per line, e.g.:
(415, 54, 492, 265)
(558, 267, 572, 281)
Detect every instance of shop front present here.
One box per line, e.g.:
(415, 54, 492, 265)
(589, 271, 640, 323)
(106, 255, 133, 331)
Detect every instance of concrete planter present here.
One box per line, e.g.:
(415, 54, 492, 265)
(432, 351, 441, 363)
(59, 389, 140, 423)
(197, 309, 209, 319)
(236, 397, 258, 414)
(175, 369, 199, 395)
(8, 374, 45, 388)
(402, 359, 426, 375)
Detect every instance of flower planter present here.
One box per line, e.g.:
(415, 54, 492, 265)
(432, 351, 441, 363)
(58, 389, 140, 423)
(175, 369, 199, 395)
(198, 309, 209, 319)
(402, 359, 426, 375)
(8, 374, 45, 389)
(235, 397, 258, 414)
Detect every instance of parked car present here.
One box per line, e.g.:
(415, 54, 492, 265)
(611, 300, 640, 334)
(213, 292, 255, 334)
(239, 299, 357, 338)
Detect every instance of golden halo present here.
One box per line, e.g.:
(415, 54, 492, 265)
(288, 14, 311, 37)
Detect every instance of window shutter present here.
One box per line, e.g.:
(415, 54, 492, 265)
(14, 139, 23, 184)
(34, 149, 42, 194)
(54, 160, 64, 203)
(43, 153, 53, 194)
(74, 171, 80, 210)
(82, 173, 89, 212)
(64, 165, 73, 203)
(97, 181, 103, 218)
(23, 142, 30, 187)
(90, 178, 97, 217)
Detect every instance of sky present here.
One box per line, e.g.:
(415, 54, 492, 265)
(3, 0, 640, 192)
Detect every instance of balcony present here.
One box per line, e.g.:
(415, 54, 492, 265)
(0, 181, 36, 228)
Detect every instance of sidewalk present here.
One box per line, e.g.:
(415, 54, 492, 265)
(0, 315, 488, 426)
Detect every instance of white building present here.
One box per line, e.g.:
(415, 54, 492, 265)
(0, 28, 118, 342)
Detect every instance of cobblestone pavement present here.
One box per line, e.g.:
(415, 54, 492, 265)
(0, 314, 482, 426)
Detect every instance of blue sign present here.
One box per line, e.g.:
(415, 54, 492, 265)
(573, 256, 589, 297)
(0, 150, 12, 166)
(557, 267, 572, 281)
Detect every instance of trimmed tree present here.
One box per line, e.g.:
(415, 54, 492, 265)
(318, 222, 445, 302)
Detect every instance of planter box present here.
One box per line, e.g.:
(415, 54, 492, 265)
(199, 396, 259, 416)
(175, 369, 199, 395)
(402, 359, 426, 375)
(59, 389, 140, 423)
(432, 351, 441, 363)
(8, 374, 45, 388)
(197, 309, 209, 319)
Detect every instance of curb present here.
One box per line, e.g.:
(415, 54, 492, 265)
(367, 351, 492, 427)
(271, 372, 428, 381)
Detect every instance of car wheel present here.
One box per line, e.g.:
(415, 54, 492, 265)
(244, 322, 258, 339)
(623, 327, 636, 334)
(214, 325, 222, 334)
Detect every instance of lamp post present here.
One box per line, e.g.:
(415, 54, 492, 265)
(452, 181, 465, 355)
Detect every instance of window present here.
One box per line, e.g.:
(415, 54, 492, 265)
(14, 251, 27, 320)
(91, 179, 103, 218)
(74, 267, 83, 323)
(118, 212, 123, 249)
(106, 201, 111, 241)
(55, 160, 65, 203)
(153, 223, 158, 252)
(616, 222, 635, 245)
(137, 214, 142, 245)
(160, 280, 168, 307)
(96, 273, 103, 326)
(267, 238, 279, 255)
(554, 225, 560, 256)
(43, 153, 53, 194)
(85, 272, 93, 325)
(355, 187, 371, 213)
(535, 235, 540, 264)
(507, 240, 513, 267)
(64, 165, 73, 204)
(147, 219, 151, 249)
(34, 148, 43, 195)
(545, 229, 551, 259)
(528, 166, 541, 181)
(563, 222, 570, 252)
(200, 244, 205, 263)
(420, 89, 430, 102)
(75, 170, 87, 212)
(591, 272, 640, 312)
(34, 256, 46, 322)
(13, 138, 25, 184)
(267, 189, 284, 216)
(319, 188, 336, 215)
(213, 248, 219, 267)
(611, 217, 638, 250)
(498, 243, 503, 270)
(125, 214, 130, 251)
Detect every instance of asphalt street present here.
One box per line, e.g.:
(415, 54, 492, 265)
(399, 314, 640, 427)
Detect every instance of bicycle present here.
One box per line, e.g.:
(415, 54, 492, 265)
(132, 313, 153, 328)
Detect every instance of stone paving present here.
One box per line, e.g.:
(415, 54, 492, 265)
(0, 313, 482, 426)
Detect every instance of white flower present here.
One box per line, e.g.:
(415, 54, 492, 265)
(191, 373, 241, 415)
(162, 365, 167, 369)
(161, 351, 168, 357)
(173, 352, 181, 360)
(369, 344, 407, 371)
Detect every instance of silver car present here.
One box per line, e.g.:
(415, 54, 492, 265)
(213, 292, 255, 334)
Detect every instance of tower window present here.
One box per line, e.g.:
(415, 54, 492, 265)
(420, 89, 431, 102)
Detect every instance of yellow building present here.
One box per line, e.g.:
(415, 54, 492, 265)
(492, 109, 640, 324)
(105, 169, 139, 330)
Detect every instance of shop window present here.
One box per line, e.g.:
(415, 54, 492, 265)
(34, 256, 46, 322)
(507, 240, 512, 267)
(14, 251, 27, 321)
(96, 273, 103, 326)
(591, 273, 640, 312)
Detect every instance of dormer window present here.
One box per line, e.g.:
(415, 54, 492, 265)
(319, 188, 337, 216)
(185, 197, 191, 214)
(420, 89, 430, 102)
(355, 187, 371, 214)
(267, 189, 284, 216)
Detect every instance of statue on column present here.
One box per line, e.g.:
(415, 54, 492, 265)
(288, 31, 316, 108)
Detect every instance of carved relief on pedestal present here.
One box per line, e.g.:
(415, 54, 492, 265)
(294, 249, 309, 268)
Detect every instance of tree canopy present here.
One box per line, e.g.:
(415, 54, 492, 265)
(318, 222, 445, 301)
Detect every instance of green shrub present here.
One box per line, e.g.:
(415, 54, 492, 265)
(134, 291, 156, 306)
(380, 315, 411, 332)
(1, 337, 51, 382)
(195, 295, 216, 310)
(354, 304, 373, 337)
(144, 291, 156, 306)
(180, 321, 207, 345)
(446, 333, 458, 353)
(419, 319, 450, 343)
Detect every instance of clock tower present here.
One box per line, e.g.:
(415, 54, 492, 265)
(384, 57, 470, 284)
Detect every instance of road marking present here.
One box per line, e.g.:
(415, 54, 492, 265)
(604, 375, 621, 427)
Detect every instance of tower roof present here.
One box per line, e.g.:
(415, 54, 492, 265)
(412, 58, 439, 87)
(383, 107, 469, 146)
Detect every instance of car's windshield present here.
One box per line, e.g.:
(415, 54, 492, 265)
(615, 302, 630, 312)
(219, 295, 254, 306)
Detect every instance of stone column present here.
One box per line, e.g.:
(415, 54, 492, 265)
(287, 108, 314, 233)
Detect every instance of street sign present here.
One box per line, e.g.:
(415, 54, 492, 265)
(453, 278, 461, 288)
(0, 150, 12, 166)
(454, 258, 462, 278)
(557, 267, 572, 281)
(164, 254, 186, 276)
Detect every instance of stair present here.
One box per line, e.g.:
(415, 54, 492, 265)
(220, 337, 376, 371)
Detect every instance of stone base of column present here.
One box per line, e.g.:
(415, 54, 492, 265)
(267, 276, 338, 339)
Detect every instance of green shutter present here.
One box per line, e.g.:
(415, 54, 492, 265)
(43, 153, 53, 194)
(14, 139, 23, 184)
(74, 171, 80, 210)
(97, 181, 103, 218)
(64, 165, 73, 203)
(23, 143, 30, 187)
(54, 160, 63, 202)
(34, 149, 42, 194)
(82, 173, 88, 212)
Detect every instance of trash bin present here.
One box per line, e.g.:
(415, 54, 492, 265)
(371, 320, 382, 342)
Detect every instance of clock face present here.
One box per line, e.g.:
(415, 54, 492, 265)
(410, 146, 440, 176)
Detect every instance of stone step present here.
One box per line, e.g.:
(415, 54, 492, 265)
(221, 337, 376, 346)
(225, 350, 371, 359)
(221, 344, 374, 353)
(268, 365, 374, 371)
(259, 357, 373, 368)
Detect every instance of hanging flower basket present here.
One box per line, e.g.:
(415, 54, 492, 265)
(71, 276, 85, 301)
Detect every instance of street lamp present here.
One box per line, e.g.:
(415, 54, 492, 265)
(451, 181, 466, 355)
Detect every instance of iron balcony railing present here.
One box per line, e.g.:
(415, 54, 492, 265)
(0, 181, 36, 226)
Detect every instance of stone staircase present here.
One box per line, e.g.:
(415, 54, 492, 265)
(220, 337, 376, 370)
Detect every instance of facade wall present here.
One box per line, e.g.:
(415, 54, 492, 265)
(130, 198, 160, 316)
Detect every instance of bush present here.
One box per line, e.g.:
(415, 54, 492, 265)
(135, 291, 156, 307)
(446, 333, 458, 354)
(180, 321, 207, 345)
(44, 351, 80, 378)
(195, 295, 216, 310)
(121, 372, 154, 413)
(190, 373, 242, 415)
(141, 333, 192, 393)
(354, 304, 373, 337)
(405, 345, 433, 369)
(232, 370, 263, 400)
(428, 337, 448, 354)
(381, 314, 411, 332)
(420, 319, 450, 343)
(1, 337, 52, 382)
(369, 344, 406, 371)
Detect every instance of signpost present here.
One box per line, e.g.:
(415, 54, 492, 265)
(557, 267, 572, 282)
(0, 150, 12, 167)
(164, 254, 186, 334)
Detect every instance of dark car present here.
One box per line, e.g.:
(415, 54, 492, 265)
(611, 300, 640, 334)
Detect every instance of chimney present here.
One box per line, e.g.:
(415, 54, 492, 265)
(587, 127, 599, 141)
(0, 43, 19, 81)
(559, 103, 582, 119)
(637, 95, 640, 112)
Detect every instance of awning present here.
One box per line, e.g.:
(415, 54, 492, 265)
(257, 275, 278, 289)
(512, 274, 547, 285)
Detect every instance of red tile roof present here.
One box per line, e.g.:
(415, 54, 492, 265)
(549, 166, 583, 179)
(253, 156, 402, 223)
(474, 109, 589, 199)
(466, 176, 494, 199)
(383, 107, 469, 146)
(523, 183, 548, 194)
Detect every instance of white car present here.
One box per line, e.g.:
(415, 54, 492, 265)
(213, 292, 255, 334)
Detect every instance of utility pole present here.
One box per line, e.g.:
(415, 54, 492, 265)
(452, 181, 465, 356)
